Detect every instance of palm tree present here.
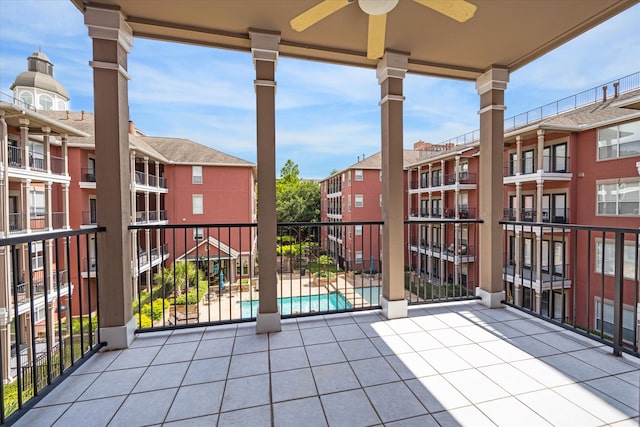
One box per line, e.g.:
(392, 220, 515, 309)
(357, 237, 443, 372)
(154, 261, 199, 297)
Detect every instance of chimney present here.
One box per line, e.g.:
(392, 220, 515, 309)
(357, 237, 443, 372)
(613, 82, 620, 98)
(81, 110, 85, 120)
(65, 110, 70, 120)
(357, 156, 360, 162)
(602, 86, 608, 103)
(129, 120, 135, 135)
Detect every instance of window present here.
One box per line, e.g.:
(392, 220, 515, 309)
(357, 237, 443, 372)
(595, 239, 638, 279)
(19, 91, 33, 107)
(30, 242, 44, 270)
(38, 94, 53, 110)
(598, 120, 640, 159)
(431, 169, 441, 187)
(523, 150, 535, 174)
(193, 227, 204, 240)
(379, 194, 382, 207)
(523, 238, 533, 268)
(348, 171, 351, 186)
(595, 300, 636, 343)
(192, 195, 203, 214)
(379, 171, 382, 181)
(192, 166, 202, 184)
(597, 180, 640, 215)
(30, 189, 45, 216)
(355, 194, 363, 208)
(509, 152, 517, 175)
(355, 251, 363, 263)
(459, 161, 469, 180)
(348, 195, 352, 212)
(355, 225, 362, 236)
(355, 169, 363, 181)
(57, 100, 66, 110)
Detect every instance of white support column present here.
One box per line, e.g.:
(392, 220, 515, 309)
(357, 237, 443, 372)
(377, 52, 408, 319)
(62, 183, 70, 229)
(476, 68, 509, 308)
(22, 179, 31, 233)
(19, 119, 29, 171)
(537, 129, 545, 172)
(143, 157, 149, 186)
(515, 135, 522, 175)
(45, 182, 52, 230)
(0, 112, 12, 382)
(59, 134, 69, 229)
(250, 30, 281, 333)
(42, 127, 51, 174)
(85, 5, 136, 349)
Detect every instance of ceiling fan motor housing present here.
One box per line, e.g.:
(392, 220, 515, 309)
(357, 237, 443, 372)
(358, 0, 399, 16)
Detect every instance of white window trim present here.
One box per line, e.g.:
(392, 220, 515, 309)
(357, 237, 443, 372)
(192, 194, 204, 215)
(355, 169, 363, 181)
(192, 166, 203, 184)
(355, 194, 364, 208)
(595, 237, 639, 280)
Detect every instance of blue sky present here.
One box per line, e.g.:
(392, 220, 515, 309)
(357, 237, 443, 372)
(1, 1, 639, 179)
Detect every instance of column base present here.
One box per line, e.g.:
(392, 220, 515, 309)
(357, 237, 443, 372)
(256, 311, 281, 334)
(381, 297, 408, 319)
(97, 316, 137, 350)
(476, 288, 506, 308)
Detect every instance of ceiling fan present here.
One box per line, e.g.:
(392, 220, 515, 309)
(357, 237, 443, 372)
(290, 0, 477, 60)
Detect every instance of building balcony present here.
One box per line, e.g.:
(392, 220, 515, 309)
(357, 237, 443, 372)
(504, 156, 572, 184)
(81, 211, 97, 226)
(80, 168, 96, 183)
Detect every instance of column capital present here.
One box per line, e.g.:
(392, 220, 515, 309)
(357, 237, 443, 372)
(537, 129, 545, 137)
(376, 52, 408, 84)
(19, 118, 29, 127)
(41, 127, 51, 134)
(475, 67, 509, 96)
(250, 31, 280, 64)
(85, 6, 133, 53)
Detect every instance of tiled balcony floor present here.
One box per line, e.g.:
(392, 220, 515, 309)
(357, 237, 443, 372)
(15, 301, 640, 426)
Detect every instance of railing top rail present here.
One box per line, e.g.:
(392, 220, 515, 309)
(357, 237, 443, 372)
(0, 226, 106, 246)
(405, 218, 484, 225)
(500, 220, 640, 234)
(431, 70, 640, 150)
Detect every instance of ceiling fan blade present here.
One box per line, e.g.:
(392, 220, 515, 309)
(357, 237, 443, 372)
(414, 0, 477, 23)
(290, 0, 353, 32)
(367, 13, 386, 60)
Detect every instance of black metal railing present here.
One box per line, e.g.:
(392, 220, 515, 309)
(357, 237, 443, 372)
(28, 152, 45, 171)
(50, 156, 64, 175)
(129, 221, 384, 332)
(80, 168, 96, 182)
(0, 227, 105, 423)
(8, 146, 23, 168)
(405, 219, 482, 304)
(82, 211, 97, 226)
(51, 212, 65, 229)
(501, 220, 639, 357)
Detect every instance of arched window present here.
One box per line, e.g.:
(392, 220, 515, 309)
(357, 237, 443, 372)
(57, 100, 66, 110)
(39, 94, 53, 110)
(19, 91, 33, 107)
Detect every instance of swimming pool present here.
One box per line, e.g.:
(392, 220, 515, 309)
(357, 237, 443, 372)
(238, 291, 352, 318)
(354, 286, 381, 305)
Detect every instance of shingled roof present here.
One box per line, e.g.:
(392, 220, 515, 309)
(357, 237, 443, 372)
(139, 136, 254, 166)
(38, 110, 254, 167)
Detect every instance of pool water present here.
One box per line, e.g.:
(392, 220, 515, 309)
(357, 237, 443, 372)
(354, 286, 381, 304)
(238, 291, 352, 318)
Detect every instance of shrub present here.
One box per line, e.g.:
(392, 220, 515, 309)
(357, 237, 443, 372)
(135, 312, 152, 328)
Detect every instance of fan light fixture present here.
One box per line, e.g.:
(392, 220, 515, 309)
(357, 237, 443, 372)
(290, 0, 477, 60)
(358, 0, 399, 16)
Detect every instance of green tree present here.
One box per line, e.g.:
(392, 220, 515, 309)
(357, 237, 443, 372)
(153, 261, 200, 297)
(276, 160, 320, 223)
